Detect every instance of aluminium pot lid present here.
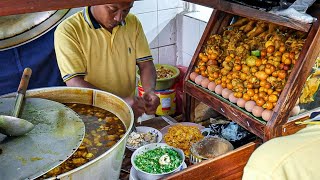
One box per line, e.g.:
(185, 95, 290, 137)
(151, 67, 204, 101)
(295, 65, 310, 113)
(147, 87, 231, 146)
(0, 9, 71, 51)
(0, 97, 85, 180)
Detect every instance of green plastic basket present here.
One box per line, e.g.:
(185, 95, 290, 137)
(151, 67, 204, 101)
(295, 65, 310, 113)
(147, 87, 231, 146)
(136, 64, 180, 90)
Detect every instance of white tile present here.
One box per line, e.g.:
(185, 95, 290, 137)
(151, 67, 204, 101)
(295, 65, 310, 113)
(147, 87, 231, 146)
(151, 48, 159, 64)
(181, 52, 193, 67)
(178, 1, 185, 8)
(158, 0, 183, 10)
(199, 21, 207, 42)
(181, 16, 200, 56)
(176, 50, 193, 67)
(176, 14, 184, 53)
(158, 8, 177, 47)
(159, 45, 177, 66)
(135, 12, 159, 49)
(131, 0, 157, 14)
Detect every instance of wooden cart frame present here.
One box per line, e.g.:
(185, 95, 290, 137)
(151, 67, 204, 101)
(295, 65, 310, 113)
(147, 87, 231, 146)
(182, 0, 320, 141)
(1, 0, 320, 179)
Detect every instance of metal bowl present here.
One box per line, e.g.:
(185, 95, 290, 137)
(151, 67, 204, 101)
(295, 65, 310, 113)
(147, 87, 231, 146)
(126, 126, 163, 151)
(131, 143, 185, 180)
(190, 137, 234, 164)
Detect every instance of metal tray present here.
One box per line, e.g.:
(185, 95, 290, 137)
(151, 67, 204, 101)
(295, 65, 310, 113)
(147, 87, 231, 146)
(0, 97, 85, 179)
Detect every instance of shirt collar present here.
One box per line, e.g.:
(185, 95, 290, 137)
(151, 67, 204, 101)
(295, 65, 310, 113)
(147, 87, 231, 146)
(83, 6, 127, 30)
(83, 6, 101, 29)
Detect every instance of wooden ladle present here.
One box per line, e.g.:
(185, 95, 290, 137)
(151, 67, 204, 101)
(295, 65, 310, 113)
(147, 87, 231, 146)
(0, 68, 34, 136)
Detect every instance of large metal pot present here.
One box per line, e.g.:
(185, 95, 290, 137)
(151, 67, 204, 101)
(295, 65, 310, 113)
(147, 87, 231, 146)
(2, 87, 134, 180)
(0, 8, 80, 51)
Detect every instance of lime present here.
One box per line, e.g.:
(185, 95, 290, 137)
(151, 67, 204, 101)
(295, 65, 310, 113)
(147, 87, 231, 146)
(251, 50, 261, 57)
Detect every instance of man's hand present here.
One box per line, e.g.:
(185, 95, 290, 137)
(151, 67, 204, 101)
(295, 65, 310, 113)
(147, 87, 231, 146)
(143, 91, 160, 115)
(124, 96, 146, 119)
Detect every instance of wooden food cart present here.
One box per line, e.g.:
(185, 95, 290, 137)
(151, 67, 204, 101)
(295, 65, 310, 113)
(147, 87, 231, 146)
(1, 0, 320, 179)
(168, 0, 320, 179)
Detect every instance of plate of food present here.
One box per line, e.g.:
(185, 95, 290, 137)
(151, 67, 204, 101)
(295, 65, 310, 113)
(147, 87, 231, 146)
(160, 122, 205, 157)
(126, 126, 162, 151)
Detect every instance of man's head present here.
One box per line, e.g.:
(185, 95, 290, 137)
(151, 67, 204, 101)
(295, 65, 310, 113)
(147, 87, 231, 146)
(92, 2, 134, 31)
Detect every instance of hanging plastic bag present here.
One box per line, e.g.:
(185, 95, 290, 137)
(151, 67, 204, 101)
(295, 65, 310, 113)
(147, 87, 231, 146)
(269, 0, 317, 23)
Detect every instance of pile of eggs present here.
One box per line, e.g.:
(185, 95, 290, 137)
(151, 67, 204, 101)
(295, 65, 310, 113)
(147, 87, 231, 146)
(190, 72, 300, 121)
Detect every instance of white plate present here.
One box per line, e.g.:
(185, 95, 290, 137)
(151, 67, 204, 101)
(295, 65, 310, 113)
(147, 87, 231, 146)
(160, 122, 205, 143)
(126, 126, 163, 151)
(129, 162, 187, 180)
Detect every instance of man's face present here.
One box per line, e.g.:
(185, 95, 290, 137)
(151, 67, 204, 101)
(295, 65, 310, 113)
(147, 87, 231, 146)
(94, 2, 133, 30)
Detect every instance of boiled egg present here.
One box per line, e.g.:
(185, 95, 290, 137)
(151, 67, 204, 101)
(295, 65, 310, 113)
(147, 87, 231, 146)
(290, 105, 300, 117)
(208, 82, 216, 91)
(215, 85, 223, 95)
(189, 72, 199, 82)
(237, 98, 246, 108)
(262, 109, 273, 121)
(195, 75, 205, 85)
(222, 89, 232, 99)
(245, 101, 256, 112)
(229, 93, 238, 104)
(201, 78, 210, 88)
(252, 106, 264, 117)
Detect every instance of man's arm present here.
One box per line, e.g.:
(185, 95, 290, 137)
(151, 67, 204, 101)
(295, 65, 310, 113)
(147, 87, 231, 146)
(138, 61, 160, 114)
(65, 76, 98, 89)
(138, 60, 157, 93)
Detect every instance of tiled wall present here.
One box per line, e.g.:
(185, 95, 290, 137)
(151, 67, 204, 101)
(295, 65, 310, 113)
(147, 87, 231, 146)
(176, 8, 213, 67)
(131, 0, 183, 65)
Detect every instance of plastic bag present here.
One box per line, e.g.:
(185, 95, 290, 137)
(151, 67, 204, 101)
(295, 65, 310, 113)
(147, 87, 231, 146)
(270, 0, 317, 23)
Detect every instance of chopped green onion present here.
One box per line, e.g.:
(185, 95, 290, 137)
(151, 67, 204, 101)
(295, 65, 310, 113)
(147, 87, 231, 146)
(134, 147, 182, 174)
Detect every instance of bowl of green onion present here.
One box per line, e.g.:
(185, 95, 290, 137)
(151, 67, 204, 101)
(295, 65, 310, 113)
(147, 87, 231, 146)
(131, 143, 185, 180)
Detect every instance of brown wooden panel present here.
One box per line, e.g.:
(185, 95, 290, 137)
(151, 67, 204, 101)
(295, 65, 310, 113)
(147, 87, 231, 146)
(265, 20, 320, 140)
(185, 81, 265, 139)
(184, 0, 311, 32)
(0, 0, 133, 16)
(281, 117, 308, 136)
(164, 141, 259, 180)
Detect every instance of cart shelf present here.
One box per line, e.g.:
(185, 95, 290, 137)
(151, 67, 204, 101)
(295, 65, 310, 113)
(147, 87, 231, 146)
(185, 80, 266, 138)
(183, 3, 320, 141)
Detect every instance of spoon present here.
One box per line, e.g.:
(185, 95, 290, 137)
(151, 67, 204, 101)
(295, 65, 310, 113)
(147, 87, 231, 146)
(0, 68, 34, 136)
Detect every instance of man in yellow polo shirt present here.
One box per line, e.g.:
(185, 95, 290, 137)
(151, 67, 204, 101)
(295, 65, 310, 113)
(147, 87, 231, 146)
(54, 2, 160, 117)
(243, 125, 320, 180)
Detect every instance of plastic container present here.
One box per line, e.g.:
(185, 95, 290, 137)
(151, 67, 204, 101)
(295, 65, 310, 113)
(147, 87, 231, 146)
(138, 86, 176, 116)
(136, 64, 180, 90)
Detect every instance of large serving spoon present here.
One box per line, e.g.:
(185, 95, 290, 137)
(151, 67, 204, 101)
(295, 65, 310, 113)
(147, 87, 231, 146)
(0, 68, 34, 136)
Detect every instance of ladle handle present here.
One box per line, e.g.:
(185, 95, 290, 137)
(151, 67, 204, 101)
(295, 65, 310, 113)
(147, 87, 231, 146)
(12, 68, 32, 117)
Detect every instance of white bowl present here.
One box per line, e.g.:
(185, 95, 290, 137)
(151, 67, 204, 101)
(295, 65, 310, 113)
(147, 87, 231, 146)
(126, 126, 163, 151)
(131, 143, 185, 180)
(160, 122, 205, 143)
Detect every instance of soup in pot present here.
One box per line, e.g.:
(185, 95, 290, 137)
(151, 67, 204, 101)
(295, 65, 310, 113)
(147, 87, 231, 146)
(41, 103, 126, 178)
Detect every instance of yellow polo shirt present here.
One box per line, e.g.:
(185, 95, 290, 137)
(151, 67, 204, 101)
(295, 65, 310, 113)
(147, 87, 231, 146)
(243, 125, 320, 180)
(54, 7, 153, 98)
